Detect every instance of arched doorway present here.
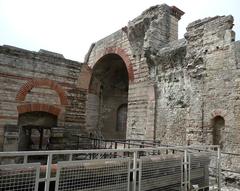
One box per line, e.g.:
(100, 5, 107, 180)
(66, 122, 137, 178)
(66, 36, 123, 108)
(18, 111, 57, 151)
(87, 54, 129, 139)
(212, 116, 225, 148)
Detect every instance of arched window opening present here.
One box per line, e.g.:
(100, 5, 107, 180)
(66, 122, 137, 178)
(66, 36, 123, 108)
(117, 104, 128, 132)
(212, 116, 225, 147)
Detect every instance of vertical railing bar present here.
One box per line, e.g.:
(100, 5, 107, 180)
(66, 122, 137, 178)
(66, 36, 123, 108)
(218, 146, 221, 191)
(69, 154, 73, 161)
(45, 153, 52, 191)
(23, 155, 28, 164)
(133, 151, 137, 191)
(188, 153, 191, 191)
(55, 162, 60, 191)
(114, 142, 118, 158)
(184, 148, 188, 191)
(127, 159, 131, 191)
(138, 159, 142, 191)
(215, 149, 218, 190)
(180, 156, 183, 191)
(34, 164, 40, 191)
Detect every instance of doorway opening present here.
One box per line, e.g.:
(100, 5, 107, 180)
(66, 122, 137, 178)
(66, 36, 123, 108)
(18, 111, 57, 151)
(87, 54, 129, 139)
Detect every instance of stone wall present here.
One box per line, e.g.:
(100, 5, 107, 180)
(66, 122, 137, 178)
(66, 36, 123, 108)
(145, 14, 240, 172)
(1, 2, 240, 175)
(147, 39, 188, 145)
(86, 4, 183, 140)
(86, 3, 240, 173)
(184, 15, 236, 146)
(187, 16, 240, 172)
(0, 45, 87, 151)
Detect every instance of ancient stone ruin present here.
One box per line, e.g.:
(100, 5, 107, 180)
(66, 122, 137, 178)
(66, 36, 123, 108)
(0, 3, 240, 185)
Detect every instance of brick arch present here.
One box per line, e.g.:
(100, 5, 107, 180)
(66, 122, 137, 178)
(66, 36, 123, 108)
(17, 103, 61, 116)
(211, 109, 227, 118)
(16, 79, 68, 105)
(95, 47, 134, 82)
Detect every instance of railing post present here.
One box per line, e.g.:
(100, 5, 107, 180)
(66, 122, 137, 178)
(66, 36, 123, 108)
(69, 154, 73, 161)
(114, 142, 118, 158)
(23, 155, 28, 164)
(184, 148, 189, 191)
(188, 153, 191, 191)
(217, 146, 221, 190)
(45, 153, 52, 191)
(133, 151, 138, 191)
(98, 139, 101, 148)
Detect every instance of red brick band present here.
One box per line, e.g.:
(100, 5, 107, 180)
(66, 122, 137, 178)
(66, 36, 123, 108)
(17, 103, 61, 116)
(0, 115, 18, 120)
(16, 79, 68, 105)
(211, 109, 227, 118)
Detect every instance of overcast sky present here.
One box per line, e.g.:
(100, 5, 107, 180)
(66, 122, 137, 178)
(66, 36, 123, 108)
(0, 0, 239, 62)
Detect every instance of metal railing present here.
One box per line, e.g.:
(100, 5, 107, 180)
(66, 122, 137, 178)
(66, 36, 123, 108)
(0, 145, 221, 191)
(73, 135, 164, 150)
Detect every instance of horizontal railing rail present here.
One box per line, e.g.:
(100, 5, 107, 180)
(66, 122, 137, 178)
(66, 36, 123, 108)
(0, 145, 220, 191)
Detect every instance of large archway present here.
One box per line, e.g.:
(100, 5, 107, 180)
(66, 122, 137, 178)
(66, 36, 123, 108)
(87, 54, 129, 139)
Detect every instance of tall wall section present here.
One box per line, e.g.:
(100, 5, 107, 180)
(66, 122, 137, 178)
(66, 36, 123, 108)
(186, 16, 240, 171)
(0, 46, 88, 151)
(146, 39, 188, 145)
(86, 4, 183, 140)
(147, 14, 240, 172)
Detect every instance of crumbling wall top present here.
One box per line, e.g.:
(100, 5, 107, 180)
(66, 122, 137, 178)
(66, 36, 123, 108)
(127, 4, 184, 57)
(0, 45, 82, 67)
(38, 49, 64, 58)
(132, 4, 184, 23)
(186, 15, 234, 32)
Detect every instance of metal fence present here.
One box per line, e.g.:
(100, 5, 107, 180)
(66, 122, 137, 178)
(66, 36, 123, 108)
(56, 158, 130, 191)
(0, 163, 40, 191)
(0, 145, 221, 191)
